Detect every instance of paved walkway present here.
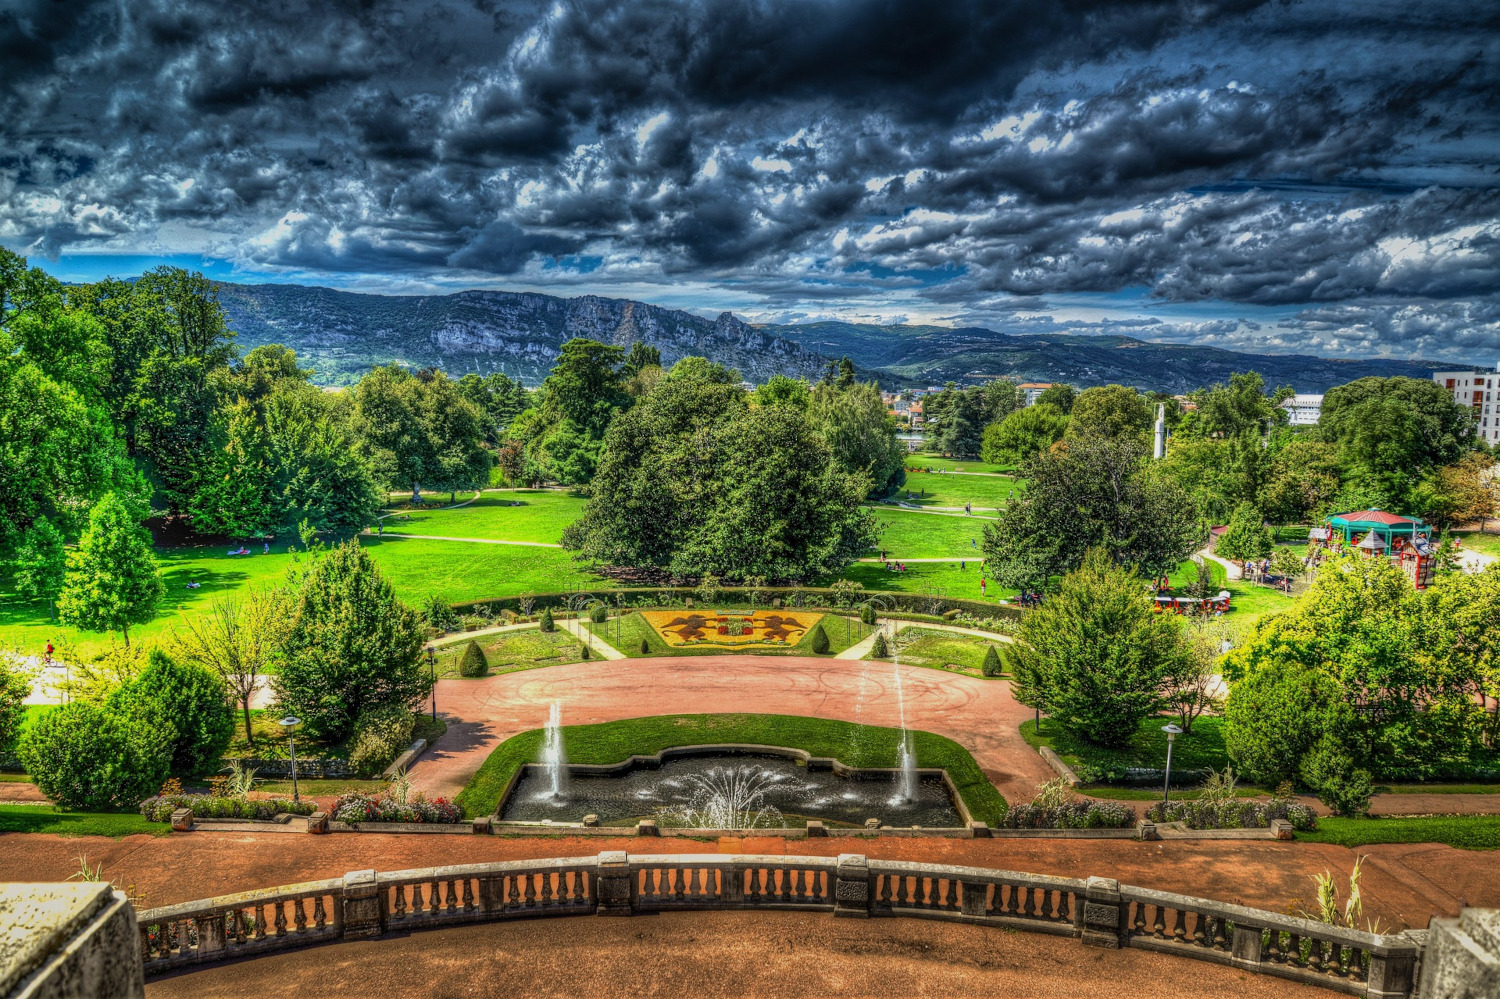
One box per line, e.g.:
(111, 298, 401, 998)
(557, 618, 625, 659)
(2, 831, 1488, 932)
(408, 655, 1054, 804)
(145, 910, 1326, 999)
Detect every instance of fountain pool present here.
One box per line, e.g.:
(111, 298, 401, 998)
(497, 749, 964, 828)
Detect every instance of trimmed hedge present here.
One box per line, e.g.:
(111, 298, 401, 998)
(996, 801, 1135, 829)
(140, 794, 316, 822)
(1146, 797, 1317, 831)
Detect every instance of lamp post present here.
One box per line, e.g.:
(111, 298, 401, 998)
(1161, 722, 1183, 812)
(279, 715, 301, 803)
(425, 645, 437, 720)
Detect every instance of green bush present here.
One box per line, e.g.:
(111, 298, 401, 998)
(422, 594, 459, 631)
(580, 643, 592, 660)
(348, 706, 417, 778)
(1300, 736, 1374, 817)
(639, 638, 651, 655)
(870, 632, 889, 658)
(20, 702, 169, 810)
(458, 640, 489, 678)
(539, 607, 555, 633)
(981, 644, 1003, 677)
(809, 623, 830, 655)
(108, 650, 233, 775)
(589, 603, 608, 624)
(860, 603, 877, 625)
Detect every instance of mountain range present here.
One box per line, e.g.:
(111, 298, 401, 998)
(215, 282, 1446, 393)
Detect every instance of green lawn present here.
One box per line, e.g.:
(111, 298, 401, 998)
(880, 626, 1006, 677)
(588, 612, 873, 657)
(865, 507, 989, 559)
(893, 470, 1023, 511)
(0, 804, 168, 837)
(906, 455, 1014, 475)
(433, 628, 587, 676)
(223, 710, 445, 772)
(360, 536, 606, 604)
(1454, 529, 1500, 558)
(1020, 717, 1232, 783)
(1164, 556, 1296, 630)
(1298, 815, 1500, 850)
(455, 712, 1006, 825)
(378, 490, 587, 544)
(840, 560, 1015, 603)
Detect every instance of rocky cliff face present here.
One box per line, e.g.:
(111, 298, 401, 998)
(217, 283, 833, 385)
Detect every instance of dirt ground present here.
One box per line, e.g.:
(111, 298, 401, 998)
(145, 910, 1331, 999)
(2, 829, 1491, 932)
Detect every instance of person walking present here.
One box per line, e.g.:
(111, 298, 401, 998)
(44, 641, 53, 664)
(965, 501, 972, 515)
(979, 576, 987, 597)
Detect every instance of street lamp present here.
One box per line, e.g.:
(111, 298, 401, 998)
(1161, 722, 1183, 812)
(425, 645, 437, 720)
(279, 715, 301, 803)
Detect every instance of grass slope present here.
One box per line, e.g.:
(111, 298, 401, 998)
(1020, 717, 1232, 781)
(905, 456, 1015, 475)
(894, 470, 1023, 511)
(432, 628, 586, 676)
(880, 627, 1006, 677)
(0, 804, 169, 838)
(865, 507, 989, 559)
(379, 490, 586, 544)
(455, 712, 1006, 825)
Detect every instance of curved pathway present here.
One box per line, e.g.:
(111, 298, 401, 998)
(409, 655, 1053, 804)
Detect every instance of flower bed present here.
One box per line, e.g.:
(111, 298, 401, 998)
(994, 801, 1135, 829)
(1145, 797, 1317, 831)
(332, 790, 462, 824)
(139, 795, 316, 823)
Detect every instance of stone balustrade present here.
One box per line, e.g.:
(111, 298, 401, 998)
(133, 853, 1433, 997)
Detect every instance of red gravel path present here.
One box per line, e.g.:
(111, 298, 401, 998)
(412, 655, 1055, 802)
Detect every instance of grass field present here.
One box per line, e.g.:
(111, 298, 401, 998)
(432, 628, 586, 676)
(881, 626, 1006, 677)
(588, 611, 872, 657)
(841, 560, 1015, 603)
(454, 712, 1007, 824)
(378, 489, 586, 544)
(1454, 529, 1500, 557)
(906, 455, 1015, 475)
(893, 470, 1023, 511)
(1020, 716, 1232, 782)
(1298, 815, 1500, 850)
(0, 803, 169, 837)
(866, 507, 990, 559)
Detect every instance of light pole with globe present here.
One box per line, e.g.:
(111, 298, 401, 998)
(1161, 722, 1183, 811)
(279, 715, 301, 804)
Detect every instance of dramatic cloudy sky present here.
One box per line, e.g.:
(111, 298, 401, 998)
(3, 0, 1498, 360)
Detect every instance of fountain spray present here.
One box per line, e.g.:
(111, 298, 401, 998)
(541, 701, 567, 799)
(889, 623, 917, 804)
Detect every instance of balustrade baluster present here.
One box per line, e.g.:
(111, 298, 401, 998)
(446, 879, 459, 912)
(524, 873, 538, 907)
(541, 872, 554, 906)
(411, 883, 424, 915)
(894, 875, 908, 906)
(1287, 933, 1302, 966)
(464, 878, 476, 911)
(877, 874, 890, 906)
(507, 875, 520, 908)
(573, 870, 587, 902)
(293, 898, 307, 933)
(313, 896, 326, 930)
(1265, 929, 1282, 963)
(274, 902, 287, 937)
(138, 927, 151, 964)
(1131, 901, 1145, 935)
(429, 880, 441, 915)
(1057, 890, 1071, 924)
(1152, 904, 1166, 938)
(156, 923, 172, 959)
(1019, 886, 1033, 918)
(254, 905, 267, 940)
(1349, 948, 1367, 981)
(1306, 937, 1324, 972)
(1191, 912, 1207, 946)
(689, 867, 702, 899)
(1212, 917, 1227, 950)
(1171, 908, 1187, 941)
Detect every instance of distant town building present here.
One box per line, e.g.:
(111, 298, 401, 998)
(1279, 393, 1323, 426)
(1018, 382, 1054, 406)
(1433, 364, 1500, 444)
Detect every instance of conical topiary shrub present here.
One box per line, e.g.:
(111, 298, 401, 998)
(458, 640, 489, 677)
(589, 603, 607, 624)
(579, 643, 591, 660)
(639, 637, 651, 655)
(539, 606, 555, 633)
(809, 623, 830, 655)
(860, 603, 877, 625)
(871, 631, 889, 658)
(981, 644, 1002, 677)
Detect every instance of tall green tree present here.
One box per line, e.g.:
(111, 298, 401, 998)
(809, 380, 905, 496)
(1215, 502, 1274, 562)
(273, 540, 429, 741)
(1005, 550, 1183, 747)
(190, 398, 280, 536)
(56, 493, 164, 647)
(12, 516, 67, 619)
(1066, 384, 1151, 441)
(457, 371, 530, 444)
(980, 403, 1068, 466)
(982, 434, 1203, 588)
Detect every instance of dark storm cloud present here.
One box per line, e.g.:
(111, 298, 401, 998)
(1, 0, 1497, 359)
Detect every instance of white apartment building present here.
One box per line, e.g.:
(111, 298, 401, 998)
(1434, 364, 1500, 443)
(1279, 393, 1323, 426)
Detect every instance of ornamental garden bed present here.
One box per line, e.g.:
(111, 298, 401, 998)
(588, 612, 871, 657)
(869, 627, 1007, 677)
(1020, 717, 1231, 787)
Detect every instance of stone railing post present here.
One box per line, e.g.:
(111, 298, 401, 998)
(1417, 909, 1498, 999)
(1230, 922, 1264, 969)
(196, 913, 227, 958)
(1081, 877, 1123, 948)
(595, 852, 634, 916)
(477, 874, 505, 914)
(960, 879, 989, 917)
(340, 871, 383, 939)
(1367, 939, 1419, 999)
(833, 854, 871, 918)
(721, 866, 745, 904)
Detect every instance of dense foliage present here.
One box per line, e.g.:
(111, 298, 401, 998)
(55, 492, 164, 647)
(140, 794, 316, 822)
(1005, 551, 1187, 747)
(108, 650, 234, 775)
(20, 701, 169, 810)
(273, 541, 430, 741)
